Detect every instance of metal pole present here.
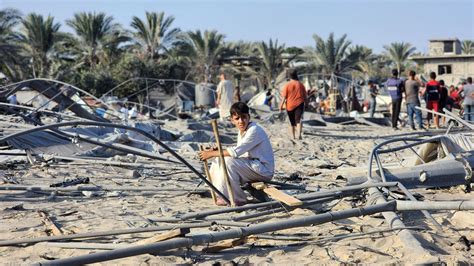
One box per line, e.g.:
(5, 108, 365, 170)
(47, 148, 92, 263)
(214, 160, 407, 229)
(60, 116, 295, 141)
(350, 155, 473, 188)
(367, 187, 430, 257)
(0, 185, 209, 193)
(396, 182, 443, 231)
(0, 120, 230, 204)
(37, 202, 396, 265)
(0, 78, 114, 111)
(0, 222, 214, 247)
(396, 200, 474, 211)
(178, 182, 398, 220)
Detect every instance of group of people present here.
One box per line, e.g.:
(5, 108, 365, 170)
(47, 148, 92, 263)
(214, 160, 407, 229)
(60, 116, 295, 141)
(200, 69, 474, 207)
(216, 69, 307, 140)
(370, 69, 474, 130)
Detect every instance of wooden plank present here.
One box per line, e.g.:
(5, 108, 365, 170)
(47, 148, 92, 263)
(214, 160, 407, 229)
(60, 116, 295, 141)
(132, 228, 189, 246)
(252, 182, 302, 207)
(38, 211, 64, 236)
(202, 238, 245, 253)
(251, 182, 266, 190)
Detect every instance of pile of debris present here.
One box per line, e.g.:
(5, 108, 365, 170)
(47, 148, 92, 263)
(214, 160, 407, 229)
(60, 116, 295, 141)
(0, 80, 473, 264)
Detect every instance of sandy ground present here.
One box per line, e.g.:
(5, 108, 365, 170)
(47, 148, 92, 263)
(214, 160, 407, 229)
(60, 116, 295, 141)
(0, 115, 473, 264)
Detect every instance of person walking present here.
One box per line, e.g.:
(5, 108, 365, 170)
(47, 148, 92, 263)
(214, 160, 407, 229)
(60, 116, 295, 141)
(385, 69, 405, 129)
(280, 69, 307, 140)
(216, 71, 234, 122)
(404, 70, 424, 130)
(367, 80, 378, 118)
(463, 77, 474, 122)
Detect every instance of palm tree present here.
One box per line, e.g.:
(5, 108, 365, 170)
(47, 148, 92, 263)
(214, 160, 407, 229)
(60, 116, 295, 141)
(0, 8, 23, 80)
(348, 45, 377, 79)
(19, 13, 62, 77)
(311, 33, 354, 76)
(461, 40, 474, 54)
(66, 12, 129, 69)
(130, 11, 180, 60)
(383, 42, 416, 75)
(255, 39, 290, 87)
(222, 40, 254, 58)
(185, 29, 225, 83)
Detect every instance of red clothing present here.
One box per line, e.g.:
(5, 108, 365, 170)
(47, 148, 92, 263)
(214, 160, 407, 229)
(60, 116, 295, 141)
(450, 90, 462, 108)
(425, 80, 440, 102)
(281, 80, 307, 111)
(426, 101, 439, 112)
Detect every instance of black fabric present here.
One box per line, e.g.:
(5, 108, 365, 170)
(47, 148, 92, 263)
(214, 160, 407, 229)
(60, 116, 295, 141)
(426, 85, 440, 101)
(439, 86, 448, 113)
(391, 98, 402, 128)
(287, 102, 304, 126)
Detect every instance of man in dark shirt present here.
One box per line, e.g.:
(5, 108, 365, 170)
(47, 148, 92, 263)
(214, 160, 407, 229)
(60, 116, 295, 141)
(404, 70, 424, 130)
(385, 69, 405, 129)
(438, 80, 448, 126)
(421, 72, 441, 128)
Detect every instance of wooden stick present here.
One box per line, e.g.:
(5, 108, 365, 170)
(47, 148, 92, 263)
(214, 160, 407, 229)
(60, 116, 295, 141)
(202, 236, 257, 253)
(199, 145, 217, 204)
(211, 119, 236, 206)
(38, 211, 64, 236)
(132, 228, 189, 246)
(252, 182, 303, 207)
(202, 238, 245, 253)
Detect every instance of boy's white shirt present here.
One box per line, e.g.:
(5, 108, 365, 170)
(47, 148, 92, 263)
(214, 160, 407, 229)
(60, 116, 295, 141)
(226, 122, 274, 177)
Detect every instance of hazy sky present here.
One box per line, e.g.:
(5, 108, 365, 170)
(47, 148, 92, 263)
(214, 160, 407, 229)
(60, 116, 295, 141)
(2, 0, 473, 53)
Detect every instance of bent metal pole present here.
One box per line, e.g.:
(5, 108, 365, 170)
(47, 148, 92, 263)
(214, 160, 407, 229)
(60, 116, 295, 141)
(0, 120, 231, 204)
(37, 201, 396, 265)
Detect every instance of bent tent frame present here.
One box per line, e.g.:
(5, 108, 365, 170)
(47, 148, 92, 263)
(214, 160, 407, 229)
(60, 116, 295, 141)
(0, 120, 231, 204)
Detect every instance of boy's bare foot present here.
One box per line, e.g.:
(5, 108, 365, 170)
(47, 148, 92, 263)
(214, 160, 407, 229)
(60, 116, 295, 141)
(215, 198, 227, 206)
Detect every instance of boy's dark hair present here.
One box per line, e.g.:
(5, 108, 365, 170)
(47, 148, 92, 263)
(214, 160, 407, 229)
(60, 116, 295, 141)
(230, 102, 249, 117)
(289, 69, 298, 80)
(439, 80, 445, 86)
(392, 69, 398, 77)
(409, 70, 416, 77)
(430, 72, 436, 79)
(468, 77, 473, 84)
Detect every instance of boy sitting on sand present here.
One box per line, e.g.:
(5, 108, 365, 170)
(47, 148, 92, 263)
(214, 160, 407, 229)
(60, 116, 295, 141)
(198, 102, 275, 206)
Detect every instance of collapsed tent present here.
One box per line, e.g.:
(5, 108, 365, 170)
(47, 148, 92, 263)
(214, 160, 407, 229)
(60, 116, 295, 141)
(0, 80, 108, 122)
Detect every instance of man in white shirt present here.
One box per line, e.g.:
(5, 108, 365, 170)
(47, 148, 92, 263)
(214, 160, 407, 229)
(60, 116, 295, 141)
(198, 102, 275, 206)
(463, 77, 474, 121)
(216, 72, 234, 122)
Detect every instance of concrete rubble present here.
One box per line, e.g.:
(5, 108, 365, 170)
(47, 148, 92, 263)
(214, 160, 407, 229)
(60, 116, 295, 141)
(0, 79, 473, 264)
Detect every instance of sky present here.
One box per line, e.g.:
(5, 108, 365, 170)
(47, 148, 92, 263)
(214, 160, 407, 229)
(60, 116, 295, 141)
(2, 0, 473, 53)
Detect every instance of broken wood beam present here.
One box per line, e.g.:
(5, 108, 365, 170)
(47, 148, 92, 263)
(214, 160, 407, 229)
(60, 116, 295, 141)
(251, 182, 302, 206)
(38, 211, 64, 236)
(202, 236, 256, 253)
(132, 228, 189, 246)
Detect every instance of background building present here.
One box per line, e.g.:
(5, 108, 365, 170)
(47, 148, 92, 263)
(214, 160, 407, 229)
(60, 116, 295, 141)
(411, 38, 474, 86)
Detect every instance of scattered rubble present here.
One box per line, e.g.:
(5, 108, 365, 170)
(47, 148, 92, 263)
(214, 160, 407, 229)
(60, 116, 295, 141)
(0, 79, 473, 264)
